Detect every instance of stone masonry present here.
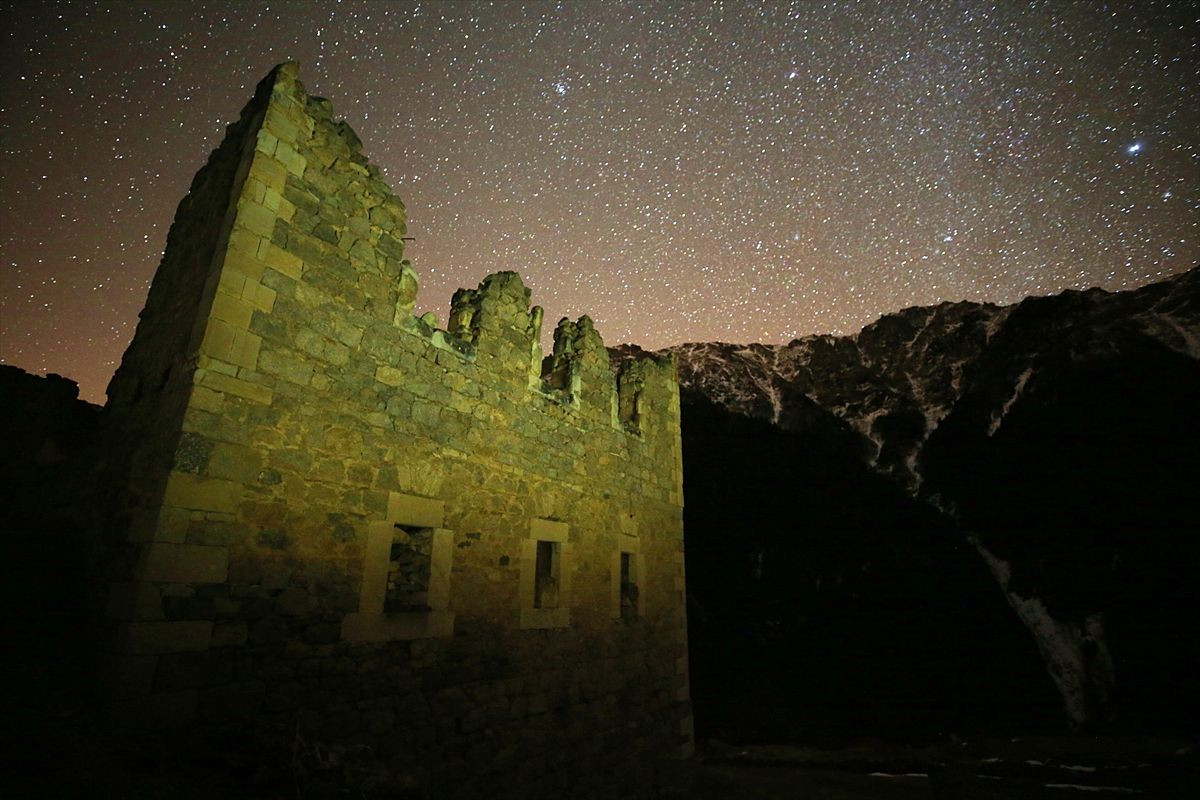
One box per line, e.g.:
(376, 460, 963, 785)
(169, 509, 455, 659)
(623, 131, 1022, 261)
(93, 63, 691, 797)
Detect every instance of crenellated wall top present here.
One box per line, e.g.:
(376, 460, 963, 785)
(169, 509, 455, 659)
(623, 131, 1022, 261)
(194, 62, 680, 448)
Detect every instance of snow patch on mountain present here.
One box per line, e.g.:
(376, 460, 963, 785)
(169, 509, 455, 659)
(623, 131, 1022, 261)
(969, 534, 1115, 730)
(1137, 312, 1200, 359)
(989, 367, 1034, 437)
(852, 406, 888, 465)
(985, 305, 1016, 342)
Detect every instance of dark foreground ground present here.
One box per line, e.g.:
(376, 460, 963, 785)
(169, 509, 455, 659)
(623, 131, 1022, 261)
(10, 714, 1197, 799)
(674, 738, 1199, 800)
(7, 631, 1198, 800)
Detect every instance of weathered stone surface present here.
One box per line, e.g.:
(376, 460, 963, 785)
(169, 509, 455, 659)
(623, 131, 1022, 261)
(173, 431, 213, 474)
(161, 472, 242, 514)
(139, 542, 228, 584)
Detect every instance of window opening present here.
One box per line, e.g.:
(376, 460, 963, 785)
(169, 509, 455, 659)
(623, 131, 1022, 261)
(534, 540, 560, 609)
(386, 524, 434, 612)
(620, 551, 639, 620)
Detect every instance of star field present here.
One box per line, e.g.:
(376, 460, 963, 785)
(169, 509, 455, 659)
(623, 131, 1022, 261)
(1, 1, 1197, 403)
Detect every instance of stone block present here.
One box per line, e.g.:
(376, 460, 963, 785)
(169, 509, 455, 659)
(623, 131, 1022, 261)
(236, 199, 278, 238)
(209, 290, 255, 330)
(248, 152, 289, 190)
(194, 368, 273, 405)
(263, 105, 302, 144)
(262, 185, 283, 211)
(387, 492, 444, 527)
(199, 354, 237, 375)
(154, 506, 192, 543)
(123, 620, 213, 655)
(255, 129, 278, 156)
(201, 318, 262, 370)
(222, 247, 267, 282)
(258, 348, 314, 386)
(411, 399, 440, 426)
(217, 267, 247, 297)
(257, 241, 303, 279)
(226, 227, 264, 259)
(275, 139, 307, 177)
(375, 365, 404, 386)
(530, 518, 569, 542)
(205, 441, 262, 483)
(241, 278, 277, 312)
(162, 471, 242, 514)
(387, 399, 411, 425)
(327, 317, 364, 348)
(188, 383, 224, 412)
(139, 541, 229, 584)
(357, 521, 393, 613)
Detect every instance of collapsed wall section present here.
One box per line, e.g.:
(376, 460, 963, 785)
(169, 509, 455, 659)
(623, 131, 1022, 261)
(99, 63, 691, 797)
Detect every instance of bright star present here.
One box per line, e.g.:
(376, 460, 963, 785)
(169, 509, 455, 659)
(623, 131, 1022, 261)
(552, 81, 567, 96)
(1126, 142, 1142, 155)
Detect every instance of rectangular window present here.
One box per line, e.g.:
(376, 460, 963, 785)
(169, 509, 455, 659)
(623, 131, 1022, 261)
(620, 551, 639, 620)
(340, 492, 454, 643)
(534, 540, 560, 608)
(611, 536, 643, 621)
(521, 519, 571, 629)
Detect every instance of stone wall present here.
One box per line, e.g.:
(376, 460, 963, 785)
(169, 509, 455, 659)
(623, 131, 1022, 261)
(97, 63, 691, 797)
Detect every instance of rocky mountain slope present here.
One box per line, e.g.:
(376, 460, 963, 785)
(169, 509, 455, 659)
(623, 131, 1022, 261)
(669, 266, 1199, 493)
(629, 266, 1200, 737)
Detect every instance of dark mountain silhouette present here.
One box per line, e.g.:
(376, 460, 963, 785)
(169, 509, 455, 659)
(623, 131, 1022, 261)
(624, 265, 1200, 739)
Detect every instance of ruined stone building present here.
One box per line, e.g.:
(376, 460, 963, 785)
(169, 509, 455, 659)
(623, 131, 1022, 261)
(93, 63, 691, 796)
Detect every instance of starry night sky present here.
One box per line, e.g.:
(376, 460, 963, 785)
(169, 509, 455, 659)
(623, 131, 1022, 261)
(1, 1, 1197, 403)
